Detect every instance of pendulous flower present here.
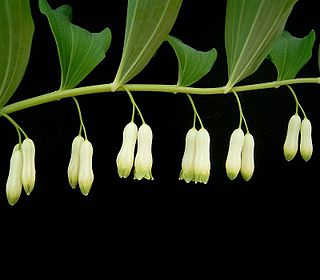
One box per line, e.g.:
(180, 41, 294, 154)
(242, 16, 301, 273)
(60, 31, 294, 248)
(21, 138, 36, 195)
(193, 128, 211, 184)
(134, 123, 153, 180)
(283, 114, 301, 161)
(300, 117, 313, 161)
(179, 128, 197, 183)
(78, 139, 94, 196)
(116, 122, 138, 178)
(6, 144, 23, 206)
(67, 135, 84, 188)
(225, 128, 244, 180)
(240, 132, 255, 181)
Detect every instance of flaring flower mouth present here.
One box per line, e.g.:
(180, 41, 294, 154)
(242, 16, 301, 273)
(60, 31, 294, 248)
(133, 123, 154, 180)
(179, 127, 211, 184)
(179, 127, 197, 183)
(116, 122, 138, 178)
(68, 135, 85, 188)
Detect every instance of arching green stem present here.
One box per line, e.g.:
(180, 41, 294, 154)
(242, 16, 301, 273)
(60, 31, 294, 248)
(232, 90, 249, 133)
(123, 87, 145, 124)
(0, 112, 28, 144)
(186, 93, 204, 128)
(0, 78, 318, 116)
(72, 97, 88, 139)
(286, 85, 307, 118)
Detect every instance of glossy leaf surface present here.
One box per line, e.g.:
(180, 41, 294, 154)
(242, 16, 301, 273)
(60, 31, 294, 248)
(167, 35, 217, 86)
(269, 30, 316, 80)
(224, 0, 297, 92)
(112, 0, 182, 90)
(39, 0, 112, 90)
(0, 0, 34, 107)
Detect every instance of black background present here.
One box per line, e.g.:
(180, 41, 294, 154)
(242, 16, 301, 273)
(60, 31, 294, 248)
(0, 0, 319, 271)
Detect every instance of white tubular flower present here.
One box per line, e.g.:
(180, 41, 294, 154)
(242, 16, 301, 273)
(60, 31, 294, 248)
(134, 123, 153, 180)
(179, 128, 197, 183)
(193, 128, 211, 184)
(67, 135, 84, 188)
(300, 118, 313, 161)
(283, 114, 301, 161)
(21, 138, 36, 195)
(78, 139, 94, 196)
(116, 122, 138, 178)
(6, 145, 23, 206)
(240, 132, 255, 181)
(225, 128, 244, 180)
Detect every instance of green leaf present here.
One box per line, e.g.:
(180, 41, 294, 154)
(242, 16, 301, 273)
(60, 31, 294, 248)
(111, 0, 182, 91)
(268, 30, 316, 80)
(0, 0, 34, 107)
(224, 0, 297, 93)
(39, 0, 112, 90)
(167, 35, 217, 86)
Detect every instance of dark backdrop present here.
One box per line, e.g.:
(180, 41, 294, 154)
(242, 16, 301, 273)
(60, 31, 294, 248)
(0, 0, 319, 268)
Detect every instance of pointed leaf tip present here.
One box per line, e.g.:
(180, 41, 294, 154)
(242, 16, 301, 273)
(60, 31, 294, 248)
(39, 0, 112, 90)
(269, 30, 316, 80)
(167, 35, 217, 86)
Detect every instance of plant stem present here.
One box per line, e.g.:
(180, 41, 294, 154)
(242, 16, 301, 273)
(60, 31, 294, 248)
(286, 85, 307, 118)
(124, 87, 145, 124)
(186, 93, 204, 128)
(0, 77, 318, 116)
(0, 112, 28, 142)
(72, 97, 88, 139)
(232, 91, 249, 132)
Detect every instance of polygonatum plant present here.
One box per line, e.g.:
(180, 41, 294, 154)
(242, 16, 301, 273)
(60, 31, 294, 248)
(0, 0, 319, 205)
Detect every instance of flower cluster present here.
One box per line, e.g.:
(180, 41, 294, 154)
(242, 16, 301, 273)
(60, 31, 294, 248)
(179, 127, 211, 184)
(4, 94, 316, 207)
(116, 122, 153, 180)
(225, 128, 255, 181)
(6, 138, 36, 206)
(283, 114, 313, 161)
(67, 135, 94, 196)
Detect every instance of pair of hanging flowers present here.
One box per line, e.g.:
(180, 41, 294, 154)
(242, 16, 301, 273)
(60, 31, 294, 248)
(225, 128, 255, 181)
(67, 98, 94, 196)
(283, 85, 313, 162)
(283, 114, 313, 161)
(6, 138, 36, 205)
(67, 135, 94, 196)
(116, 122, 153, 180)
(179, 127, 211, 184)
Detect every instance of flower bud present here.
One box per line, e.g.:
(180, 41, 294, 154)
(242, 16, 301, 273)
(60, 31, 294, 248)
(240, 132, 255, 181)
(283, 114, 301, 161)
(6, 145, 23, 206)
(193, 128, 211, 184)
(21, 138, 36, 195)
(78, 140, 94, 196)
(134, 123, 153, 180)
(67, 135, 84, 188)
(300, 118, 313, 161)
(179, 128, 197, 183)
(225, 128, 244, 180)
(116, 122, 138, 178)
